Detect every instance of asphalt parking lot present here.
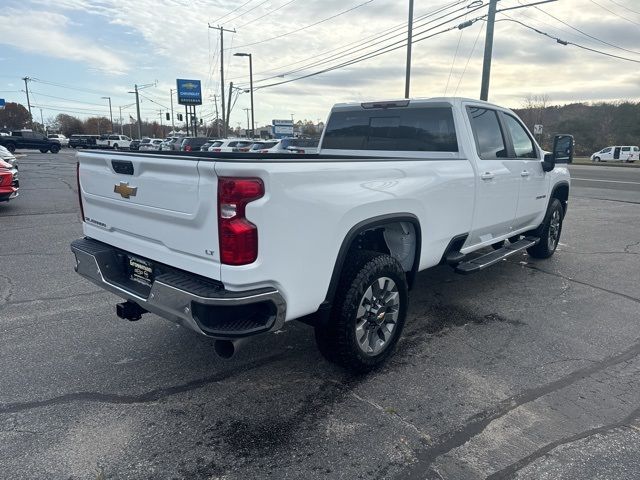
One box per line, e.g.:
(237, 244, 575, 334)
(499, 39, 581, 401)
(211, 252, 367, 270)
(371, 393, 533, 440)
(1, 150, 639, 480)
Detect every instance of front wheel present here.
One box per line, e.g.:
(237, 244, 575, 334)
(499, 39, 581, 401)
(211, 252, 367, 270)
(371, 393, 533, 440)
(113, 144, 119, 150)
(593, 156, 600, 162)
(527, 198, 564, 259)
(315, 251, 408, 373)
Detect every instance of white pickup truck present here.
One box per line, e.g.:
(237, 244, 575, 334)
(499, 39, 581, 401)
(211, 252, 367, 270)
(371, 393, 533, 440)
(71, 98, 572, 372)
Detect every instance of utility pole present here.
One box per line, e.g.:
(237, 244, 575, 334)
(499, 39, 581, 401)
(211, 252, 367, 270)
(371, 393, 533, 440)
(208, 24, 236, 138)
(227, 82, 233, 135)
(213, 95, 220, 138)
(243, 108, 250, 136)
(134, 85, 142, 139)
(234, 52, 255, 138)
(39, 108, 45, 133)
(159, 109, 163, 137)
(404, 0, 414, 99)
(119, 106, 124, 134)
(169, 88, 175, 133)
(102, 96, 113, 132)
(480, 0, 499, 101)
(22, 77, 32, 124)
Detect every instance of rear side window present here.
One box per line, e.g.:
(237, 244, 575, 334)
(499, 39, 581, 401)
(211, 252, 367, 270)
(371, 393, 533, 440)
(467, 107, 507, 159)
(634, 147, 639, 152)
(621, 147, 630, 152)
(322, 107, 458, 152)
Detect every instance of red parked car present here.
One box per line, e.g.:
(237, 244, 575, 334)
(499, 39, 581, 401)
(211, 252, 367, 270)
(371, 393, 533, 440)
(0, 159, 19, 202)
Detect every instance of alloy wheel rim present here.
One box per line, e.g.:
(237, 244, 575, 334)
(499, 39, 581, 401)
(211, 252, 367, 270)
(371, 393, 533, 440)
(548, 208, 561, 250)
(355, 277, 400, 356)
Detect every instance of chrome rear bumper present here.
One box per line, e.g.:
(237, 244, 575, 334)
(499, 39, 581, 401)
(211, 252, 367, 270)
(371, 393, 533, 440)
(70, 238, 286, 338)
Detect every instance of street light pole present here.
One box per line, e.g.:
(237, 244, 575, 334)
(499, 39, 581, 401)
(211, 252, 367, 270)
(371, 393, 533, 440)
(22, 77, 32, 122)
(234, 52, 255, 138)
(102, 96, 113, 132)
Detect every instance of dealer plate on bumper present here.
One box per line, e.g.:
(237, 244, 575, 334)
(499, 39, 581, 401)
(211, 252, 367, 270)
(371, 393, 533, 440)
(128, 256, 154, 286)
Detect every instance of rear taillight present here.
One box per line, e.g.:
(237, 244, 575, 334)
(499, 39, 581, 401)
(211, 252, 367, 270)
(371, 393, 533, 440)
(212, 148, 221, 152)
(76, 162, 85, 222)
(185, 145, 192, 152)
(218, 177, 264, 265)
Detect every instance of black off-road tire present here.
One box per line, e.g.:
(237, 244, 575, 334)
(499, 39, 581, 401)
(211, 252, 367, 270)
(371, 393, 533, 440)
(315, 250, 408, 373)
(50, 144, 60, 154)
(39, 148, 48, 153)
(5, 143, 16, 153)
(527, 198, 564, 259)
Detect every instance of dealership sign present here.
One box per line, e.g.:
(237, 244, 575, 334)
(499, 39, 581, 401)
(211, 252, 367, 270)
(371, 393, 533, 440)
(176, 79, 202, 106)
(272, 119, 293, 138)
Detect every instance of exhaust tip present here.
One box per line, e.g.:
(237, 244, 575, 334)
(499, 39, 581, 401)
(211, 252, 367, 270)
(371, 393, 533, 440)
(214, 339, 236, 359)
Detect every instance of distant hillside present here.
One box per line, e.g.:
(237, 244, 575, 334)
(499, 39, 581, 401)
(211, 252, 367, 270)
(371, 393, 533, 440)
(513, 100, 640, 156)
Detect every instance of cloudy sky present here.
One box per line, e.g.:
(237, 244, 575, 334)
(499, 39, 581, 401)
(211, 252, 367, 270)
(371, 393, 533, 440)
(1, 0, 639, 130)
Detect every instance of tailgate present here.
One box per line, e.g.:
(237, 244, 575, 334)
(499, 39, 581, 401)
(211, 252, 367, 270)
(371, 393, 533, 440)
(78, 151, 221, 280)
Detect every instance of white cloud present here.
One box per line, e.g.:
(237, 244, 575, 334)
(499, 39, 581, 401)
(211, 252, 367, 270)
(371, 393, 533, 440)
(0, 9, 128, 75)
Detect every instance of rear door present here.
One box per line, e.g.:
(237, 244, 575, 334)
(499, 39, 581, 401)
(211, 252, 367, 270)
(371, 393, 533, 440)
(614, 147, 621, 160)
(78, 152, 221, 279)
(466, 106, 520, 246)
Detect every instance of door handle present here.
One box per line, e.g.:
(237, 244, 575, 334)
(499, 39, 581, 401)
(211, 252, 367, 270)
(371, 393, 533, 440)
(480, 172, 495, 180)
(521, 170, 530, 177)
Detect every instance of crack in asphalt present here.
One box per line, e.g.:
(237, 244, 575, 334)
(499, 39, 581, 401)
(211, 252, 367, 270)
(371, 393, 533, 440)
(486, 406, 640, 479)
(394, 338, 640, 480)
(508, 261, 640, 305)
(572, 196, 640, 205)
(0, 288, 106, 308)
(0, 352, 292, 415)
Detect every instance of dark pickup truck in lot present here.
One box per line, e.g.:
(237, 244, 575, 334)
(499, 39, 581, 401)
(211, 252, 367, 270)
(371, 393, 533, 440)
(69, 134, 99, 149)
(0, 131, 61, 153)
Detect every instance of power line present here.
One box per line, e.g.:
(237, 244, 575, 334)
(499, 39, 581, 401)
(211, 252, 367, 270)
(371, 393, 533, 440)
(138, 93, 170, 110)
(211, 0, 255, 25)
(28, 90, 110, 107)
(605, 0, 640, 16)
(497, 16, 640, 64)
(454, 20, 486, 95)
(254, 7, 488, 91)
(28, 78, 128, 99)
(444, 11, 468, 95)
(226, 0, 467, 82)
(239, 1, 474, 86)
(587, 0, 640, 26)
(530, 3, 640, 55)
(225, 0, 272, 25)
(238, 0, 301, 28)
(230, 0, 376, 50)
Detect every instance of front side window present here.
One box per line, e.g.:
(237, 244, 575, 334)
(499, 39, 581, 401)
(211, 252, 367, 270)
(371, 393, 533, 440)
(601, 147, 612, 153)
(322, 107, 458, 152)
(467, 107, 507, 159)
(503, 114, 537, 158)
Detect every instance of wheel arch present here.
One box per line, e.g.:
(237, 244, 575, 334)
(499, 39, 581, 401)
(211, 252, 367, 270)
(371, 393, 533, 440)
(551, 181, 569, 215)
(323, 213, 422, 307)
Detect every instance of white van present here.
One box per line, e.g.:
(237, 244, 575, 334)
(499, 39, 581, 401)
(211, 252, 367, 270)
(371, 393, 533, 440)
(591, 145, 639, 163)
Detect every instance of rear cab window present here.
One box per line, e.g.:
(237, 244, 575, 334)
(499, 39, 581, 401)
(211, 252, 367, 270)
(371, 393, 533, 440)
(322, 104, 458, 152)
(467, 107, 507, 159)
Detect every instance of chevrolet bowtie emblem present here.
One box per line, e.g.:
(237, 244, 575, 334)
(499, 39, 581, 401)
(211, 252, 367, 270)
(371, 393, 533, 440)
(114, 182, 137, 199)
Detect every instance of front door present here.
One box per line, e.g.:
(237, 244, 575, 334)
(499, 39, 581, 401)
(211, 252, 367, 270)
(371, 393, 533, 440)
(466, 106, 520, 247)
(499, 113, 549, 230)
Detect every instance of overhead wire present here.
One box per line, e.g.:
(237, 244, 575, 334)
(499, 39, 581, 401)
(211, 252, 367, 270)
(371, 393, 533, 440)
(225, 0, 272, 25)
(497, 15, 640, 64)
(238, 0, 301, 28)
(253, 4, 490, 91)
(237, 0, 475, 86)
(605, 0, 640, 16)
(230, 0, 376, 50)
(453, 20, 485, 96)
(444, 11, 468, 95)
(587, 0, 640, 26)
(226, 0, 467, 82)
(211, 0, 255, 25)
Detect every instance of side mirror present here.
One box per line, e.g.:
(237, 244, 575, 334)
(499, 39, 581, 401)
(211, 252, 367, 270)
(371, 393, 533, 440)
(553, 134, 574, 164)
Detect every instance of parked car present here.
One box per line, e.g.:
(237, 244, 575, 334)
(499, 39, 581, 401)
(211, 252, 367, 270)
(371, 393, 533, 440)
(0, 159, 19, 202)
(261, 137, 319, 154)
(199, 139, 221, 151)
(207, 138, 253, 152)
(0, 130, 61, 153)
(129, 139, 143, 151)
(180, 137, 210, 152)
(48, 134, 69, 147)
(96, 134, 132, 150)
(72, 97, 573, 372)
(0, 145, 18, 170)
(160, 137, 184, 151)
(138, 139, 164, 151)
(591, 145, 639, 162)
(248, 141, 278, 153)
(69, 135, 99, 149)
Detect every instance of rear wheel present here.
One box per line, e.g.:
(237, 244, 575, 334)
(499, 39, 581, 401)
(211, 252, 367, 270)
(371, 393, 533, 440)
(315, 251, 408, 373)
(527, 198, 564, 259)
(113, 143, 119, 150)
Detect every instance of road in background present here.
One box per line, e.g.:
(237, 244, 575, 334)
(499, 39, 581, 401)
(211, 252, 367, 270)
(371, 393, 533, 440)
(1, 151, 639, 479)
(569, 164, 640, 203)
